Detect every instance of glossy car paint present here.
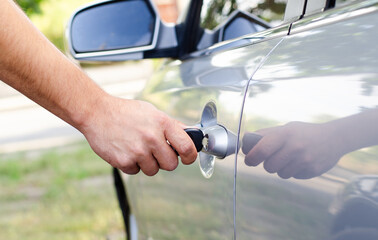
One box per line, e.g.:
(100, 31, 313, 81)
(126, 34, 288, 239)
(68, 0, 378, 239)
(126, 2, 378, 240)
(238, 2, 378, 239)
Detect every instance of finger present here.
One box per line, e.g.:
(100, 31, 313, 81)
(277, 159, 306, 179)
(293, 160, 324, 179)
(263, 144, 294, 174)
(119, 163, 141, 175)
(293, 169, 317, 179)
(244, 135, 284, 167)
(137, 154, 160, 176)
(165, 120, 197, 165)
(152, 141, 179, 171)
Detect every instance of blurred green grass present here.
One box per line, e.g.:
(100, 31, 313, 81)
(0, 143, 125, 240)
(1, 1, 141, 239)
(29, 0, 94, 51)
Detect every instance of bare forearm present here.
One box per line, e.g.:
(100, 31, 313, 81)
(0, 0, 105, 131)
(0, 0, 197, 176)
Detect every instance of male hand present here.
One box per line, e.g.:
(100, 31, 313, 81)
(80, 95, 198, 176)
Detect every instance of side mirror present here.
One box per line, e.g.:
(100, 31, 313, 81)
(67, 0, 178, 61)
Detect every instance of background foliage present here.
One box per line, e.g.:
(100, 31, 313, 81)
(15, 0, 46, 16)
(15, 0, 92, 51)
(201, 0, 287, 29)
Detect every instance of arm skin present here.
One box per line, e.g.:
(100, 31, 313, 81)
(242, 109, 378, 179)
(0, 0, 197, 176)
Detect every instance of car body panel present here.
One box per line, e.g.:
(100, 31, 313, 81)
(67, 0, 378, 239)
(238, 3, 378, 239)
(126, 35, 286, 239)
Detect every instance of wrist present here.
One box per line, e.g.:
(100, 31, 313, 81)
(69, 77, 110, 135)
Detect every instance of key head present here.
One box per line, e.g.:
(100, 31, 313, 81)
(185, 128, 204, 152)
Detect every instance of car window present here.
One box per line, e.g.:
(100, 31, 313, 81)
(200, 0, 288, 30)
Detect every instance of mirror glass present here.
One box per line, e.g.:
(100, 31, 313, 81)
(71, 0, 156, 53)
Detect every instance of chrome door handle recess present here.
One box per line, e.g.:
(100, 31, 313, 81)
(193, 101, 239, 178)
(185, 125, 238, 159)
(201, 124, 237, 159)
(198, 124, 238, 178)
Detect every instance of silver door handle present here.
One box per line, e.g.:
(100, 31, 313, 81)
(191, 101, 239, 178)
(185, 124, 238, 179)
(185, 125, 238, 159)
(201, 124, 238, 159)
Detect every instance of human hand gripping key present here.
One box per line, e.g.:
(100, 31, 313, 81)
(0, 0, 197, 176)
(82, 99, 198, 176)
(242, 109, 378, 179)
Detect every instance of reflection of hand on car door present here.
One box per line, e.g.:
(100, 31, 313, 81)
(242, 108, 378, 179)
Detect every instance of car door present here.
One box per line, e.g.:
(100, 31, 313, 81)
(128, 40, 287, 240)
(238, 1, 378, 239)
(125, 1, 291, 239)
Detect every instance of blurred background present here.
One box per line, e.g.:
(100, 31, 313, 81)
(0, 0, 287, 239)
(0, 0, 160, 239)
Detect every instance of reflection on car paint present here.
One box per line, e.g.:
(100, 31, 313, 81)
(238, 6, 378, 240)
(131, 38, 285, 239)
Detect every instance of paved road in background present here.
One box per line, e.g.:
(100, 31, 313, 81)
(0, 61, 153, 154)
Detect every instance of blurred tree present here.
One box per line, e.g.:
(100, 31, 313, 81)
(201, 0, 287, 29)
(15, 0, 47, 16)
(202, 0, 238, 29)
(252, 0, 286, 22)
(256, 0, 286, 15)
(28, 0, 92, 51)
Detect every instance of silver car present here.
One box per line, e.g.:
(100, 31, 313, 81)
(67, 0, 378, 239)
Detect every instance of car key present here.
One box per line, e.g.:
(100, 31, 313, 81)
(171, 128, 204, 156)
(184, 128, 204, 152)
